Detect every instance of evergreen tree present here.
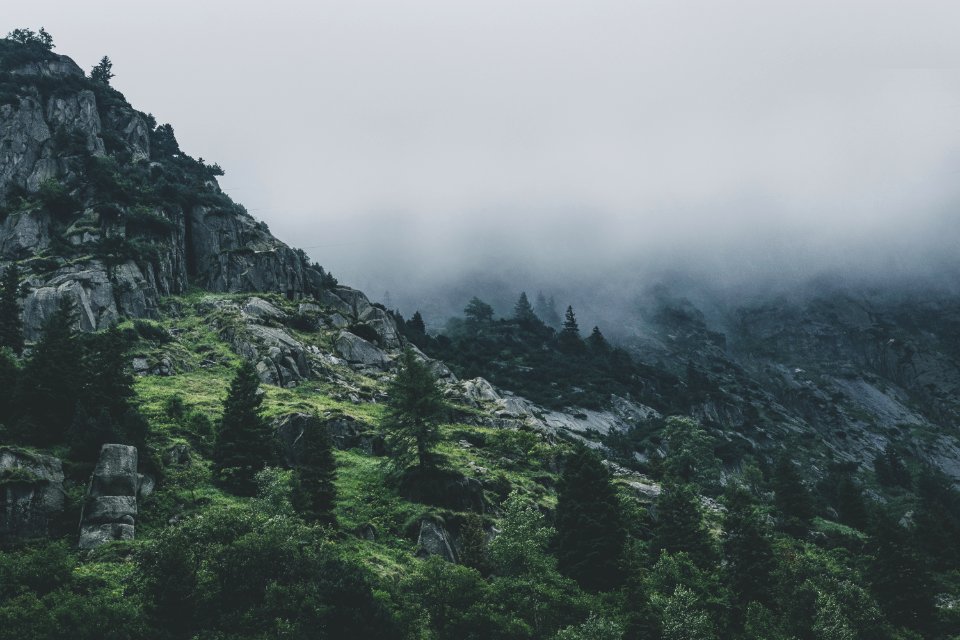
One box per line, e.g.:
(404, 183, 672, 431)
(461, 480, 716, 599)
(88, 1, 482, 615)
(622, 544, 663, 640)
(16, 297, 82, 444)
(291, 420, 338, 527)
(534, 292, 561, 328)
(557, 306, 584, 353)
(513, 292, 538, 325)
(464, 297, 495, 326)
(213, 360, 274, 496)
(867, 509, 936, 633)
(383, 348, 446, 472)
(0, 349, 18, 431)
(555, 444, 626, 591)
(458, 512, 489, 574)
(772, 456, 814, 535)
(651, 483, 715, 568)
(90, 56, 114, 84)
(408, 311, 426, 336)
(834, 475, 869, 530)
(586, 326, 609, 354)
(722, 488, 775, 615)
(0, 262, 24, 354)
(873, 444, 910, 489)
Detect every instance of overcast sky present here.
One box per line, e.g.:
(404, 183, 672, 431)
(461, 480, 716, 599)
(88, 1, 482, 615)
(6, 1, 960, 303)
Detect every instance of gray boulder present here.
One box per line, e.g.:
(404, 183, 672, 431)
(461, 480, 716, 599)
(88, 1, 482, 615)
(333, 330, 390, 368)
(79, 444, 139, 549)
(0, 448, 65, 539)
(416, 519, 458, 563)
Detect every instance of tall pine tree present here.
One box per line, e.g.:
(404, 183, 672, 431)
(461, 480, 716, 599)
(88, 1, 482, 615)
(651, 483, 715, 568)
(772, 456, 815, 535)
(555, 444, 626, 591)
(557, 306, 584, 353)
(213, 360, 274, 496)
(291, 420, 338, 527)
(383, 348, 446, 472)
(0, 262, 24, 354)
(722, 487, 776, 617)
(513, 292, 538, 326)
(15, 297, 82, 444)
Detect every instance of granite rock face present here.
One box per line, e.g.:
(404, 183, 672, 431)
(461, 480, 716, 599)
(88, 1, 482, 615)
(0, 448, 65, 539)
(79, 444, 138, 549)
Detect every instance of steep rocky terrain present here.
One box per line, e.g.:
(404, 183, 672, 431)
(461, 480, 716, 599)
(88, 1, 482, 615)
(620, 285, 960, 480)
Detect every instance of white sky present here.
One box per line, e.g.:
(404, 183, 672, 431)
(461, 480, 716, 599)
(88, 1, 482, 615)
(5, 1, 960, 295)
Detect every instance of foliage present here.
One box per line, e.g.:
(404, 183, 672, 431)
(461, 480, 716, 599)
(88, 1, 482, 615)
(555, 444, 626, 591)
(291, 419, 338, 526)
(383, 348, 446, 472)
(213, 360, 274, 495)
(90, 56, 114, 84)
(0, 261, 24, 354)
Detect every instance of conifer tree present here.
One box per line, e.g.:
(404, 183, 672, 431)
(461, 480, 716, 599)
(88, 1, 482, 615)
(555, 444, 626, 591)
(557, 306, 584, 353)
(383, 348, 446, 472)
(464, 296, 495, 326)
(408, 311, 426, 335)
(0, 349, 18, 429)
(868, 509, 936, 632)
(291, 420, 338, 527)
(772, 456, 815, 534)
(834, 475, 869, 530)
(513, 291, 538, 325)
(586, 326, 609, 354)
(16, 297, 82, 444)
(534, 292, 562, 327)
(213, 360, 274, 496)
(651, 483, 715, 568)
(90, 56, 114, 84)
(0, 262, 24, 354)
(722, 488, 775, 614)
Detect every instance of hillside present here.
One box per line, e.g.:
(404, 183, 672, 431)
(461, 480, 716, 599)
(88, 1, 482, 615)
(1, 31, 959, 640)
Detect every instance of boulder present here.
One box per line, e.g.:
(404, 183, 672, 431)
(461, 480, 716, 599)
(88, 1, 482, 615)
(274, 412, 377, 465)
(0, 448, 65, 539)
(242, 296, 287, 321)
(416, 519, 458, 563)
(333, 330, 390, 368)
(79, 444, 138, 549)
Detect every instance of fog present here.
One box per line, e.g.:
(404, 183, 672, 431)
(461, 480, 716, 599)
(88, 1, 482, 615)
(7, 1, 960, 329)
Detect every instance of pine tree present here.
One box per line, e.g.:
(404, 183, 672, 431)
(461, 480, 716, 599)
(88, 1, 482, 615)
(213, 360, 274, 496)
(772, 456, 815, 534)
(534, 292, 561, 327)
(408, 311, 426, 335)
(16, 297, 82, 444)
(90, 56, 114, 84)
(651, 483, 715, 568)
(868, 509, 936, 632)
(464, 297, 495, 326)
(557, 306, 584, 353)
(291, 420, 338, 526)
(722, 488, 775, 614)
(383, 348, 446, 472)
(0, 262, 24, 354)
(0, 349, 18, 431)
(555, 444, 626, 591)
(834, 475, 868, 530)
(513, 292, 538, 325)
(458, 512, 489, 574)
(586, 326, 609, 354)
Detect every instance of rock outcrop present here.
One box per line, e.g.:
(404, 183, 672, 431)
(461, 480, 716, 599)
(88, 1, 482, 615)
(0, 447, 65, 539)
(79, 444, 138, 549)
(274, 412, 381, 464)
(415, 518, 458, 563)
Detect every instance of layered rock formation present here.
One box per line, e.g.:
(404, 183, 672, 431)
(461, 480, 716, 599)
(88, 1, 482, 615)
(0, 48, 337, 339)
(79, 444, 138, 549)
(0, 447, 65, 539)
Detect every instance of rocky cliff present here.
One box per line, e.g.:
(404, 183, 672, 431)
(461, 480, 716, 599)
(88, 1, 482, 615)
(0, 41, 339, 340)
